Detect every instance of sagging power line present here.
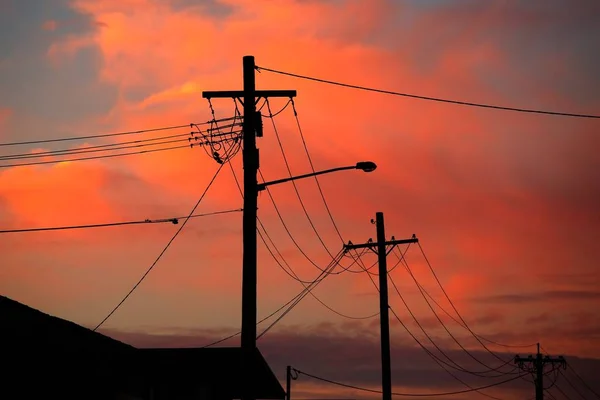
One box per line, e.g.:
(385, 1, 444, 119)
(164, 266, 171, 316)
(93, 162, 227, 331)
(0, 209, 242, 234)
(256, 65, 600, 119)
(290, 367, 528, 397)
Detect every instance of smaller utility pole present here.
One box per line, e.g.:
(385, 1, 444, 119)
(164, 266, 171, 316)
(286, 366, 299, 400)
(286, 366, 292, 400)
(515, 343, 566, 400)
(344, 212, 418, 400)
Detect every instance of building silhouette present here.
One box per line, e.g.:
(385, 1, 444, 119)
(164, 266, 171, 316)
(1, 295, 285, 400)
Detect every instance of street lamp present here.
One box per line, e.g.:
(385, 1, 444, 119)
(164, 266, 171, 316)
(257, 161, 377, 191)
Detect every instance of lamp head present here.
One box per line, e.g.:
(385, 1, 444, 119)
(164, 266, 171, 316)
(355, 161, 377, 172)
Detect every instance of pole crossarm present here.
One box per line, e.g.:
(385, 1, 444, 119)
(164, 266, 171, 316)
(515, 343, 567, 400)
(344, 236, 418, 254)
(514, 355, 567, 366)
(203, 90, 297, 99)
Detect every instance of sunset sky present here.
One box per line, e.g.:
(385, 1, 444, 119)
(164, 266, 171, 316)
(1, 0, 599, 398)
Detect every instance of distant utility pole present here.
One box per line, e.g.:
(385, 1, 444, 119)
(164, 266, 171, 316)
(344, 212, 418, 400)
(515, 343, 566, 400)
(203, 56, 296, 400)
(286, 365, 297, 400)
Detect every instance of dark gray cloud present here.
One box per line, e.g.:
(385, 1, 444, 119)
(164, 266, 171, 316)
(168, 0, 234, 17)
(474, 290, 600, 304)
(0, 0, 117, 146)
(101, 326, 600, 398)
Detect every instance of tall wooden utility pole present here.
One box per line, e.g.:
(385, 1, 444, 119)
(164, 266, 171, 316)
(345, 212, 418, 400)
(203, 56, 296, 400)
(515, 343, 566, 400)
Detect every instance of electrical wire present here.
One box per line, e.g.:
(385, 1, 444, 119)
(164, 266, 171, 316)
(416, 242, 517, 363)
(394, 247, 515, 373)
(3, 137, 190, 161)
(553, 384, 570, 399)
(0, 144, 191, 168)
(256, 66, 600, 119)
(0, 117, 238, 147)
(356, 249, 510, 400)
(229, 159, 374, 319)
(290, 99, 346, 244)
(92, 163, 225, 331)
(0, 135, 240, 168)
(258, 168, 338, 274)
(394, 247, 534, 349)
(289, 100, 367, 274)
(0, 209, 242, 234)
(388, 271, 514, 378)
(264, 99, 344, 267)
(389, 306, 513, 400)
(256, 251, 344, 340)
(567, 363, 600, 399)
(226, 151, 316, 285)
(0, 132, 191, 160)
(202, 251, 346, 348)
(292, 367, 528, 397)
(559, 369, 592, 400)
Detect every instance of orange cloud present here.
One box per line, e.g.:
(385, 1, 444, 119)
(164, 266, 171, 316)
(0, 108, 11, 136)
(42, 20, 58, 31)
(3, 0, 598, 363)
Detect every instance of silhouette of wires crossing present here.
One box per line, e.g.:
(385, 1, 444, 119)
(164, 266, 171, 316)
(0, 118, 237, 147)
(0, 118, 241, 168)
(93, 162, 226, 331)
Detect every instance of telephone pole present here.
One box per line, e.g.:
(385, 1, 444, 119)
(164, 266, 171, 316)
(202, 56, 296, 400)
(344, 212, 418, 400)
(515, 343, 566, 400)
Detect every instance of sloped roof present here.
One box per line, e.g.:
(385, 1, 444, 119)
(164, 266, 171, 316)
(1, 295, 285, 399)
(1, 295, 134, 353)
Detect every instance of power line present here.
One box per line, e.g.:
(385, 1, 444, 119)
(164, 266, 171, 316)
(393, 246, 534, 349)
(416, 242, 516, 364)
(93, 163, 225, 331)
(356, 247, 510, 400)
(257, 251, 344, 340)
(263, 99, 343, 268)
(388, 272, 514, 379)
(0, 117, 238, 147)
(558, 369, 593, 400)
(229, 160, 373, 319)
(0, 132, 192, 160)
(201, 252, 345, 348)
(394, 247, 514, 372)
(568, 364, 600, 399)
(2, 137, 191, 161)
(292, 367, 527, 397)
(256, 66, 600, 119)
(0, 209, 242, 234)
(289, 99, 365, 275)
(0, 144, 191, 168)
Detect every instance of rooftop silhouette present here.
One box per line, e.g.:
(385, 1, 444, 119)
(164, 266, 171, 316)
(2, 295, 285, 400)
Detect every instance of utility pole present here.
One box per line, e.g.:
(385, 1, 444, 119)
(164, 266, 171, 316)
(515, 343, 566, 400)
(202, 56, 296, 400)
(344, 212, 418, 400)
(286, 366, 293, 400)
